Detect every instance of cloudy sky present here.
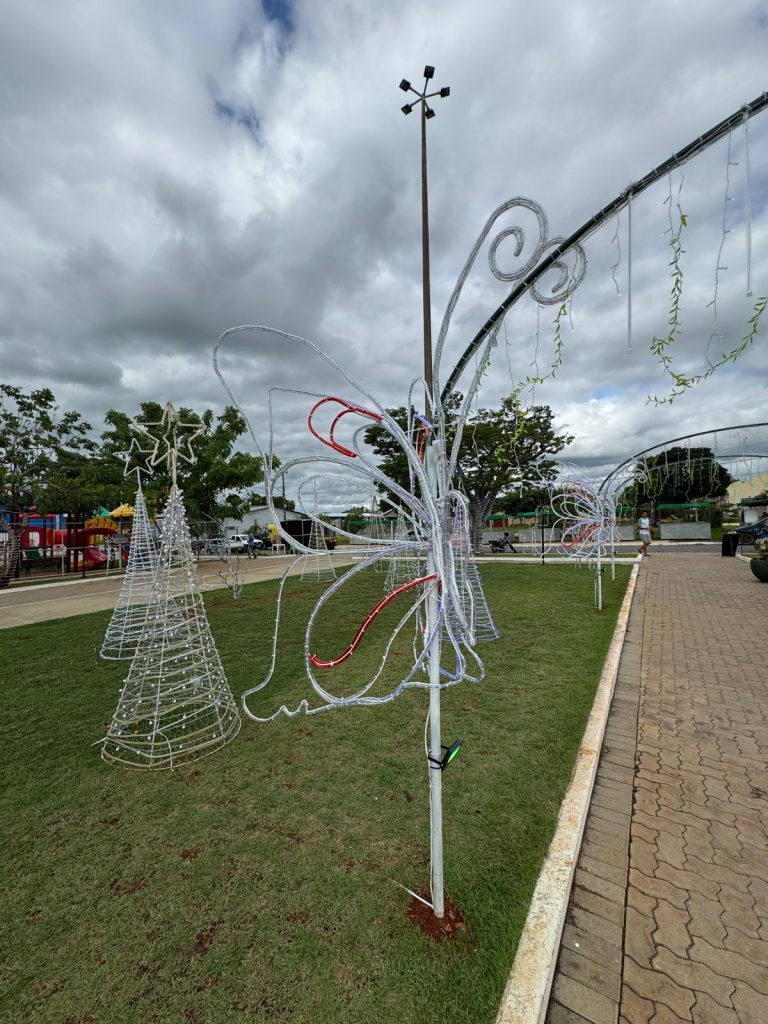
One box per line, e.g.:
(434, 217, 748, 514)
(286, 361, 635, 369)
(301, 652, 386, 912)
(2, 0, 767, 508)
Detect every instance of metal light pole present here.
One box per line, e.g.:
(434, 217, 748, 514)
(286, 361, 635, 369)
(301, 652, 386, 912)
(400, 65, 450, 919)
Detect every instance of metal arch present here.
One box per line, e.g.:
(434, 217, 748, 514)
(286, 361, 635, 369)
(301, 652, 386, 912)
(441, 91, 768, 403)
(598, 422, 768, 495)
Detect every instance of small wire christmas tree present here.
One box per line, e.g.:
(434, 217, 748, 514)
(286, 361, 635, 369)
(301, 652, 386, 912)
(300, 518, 336, 582)
(443, 499, 499, 644)
(100, 479, 158, 660)
(383, 512, 424, 591)
(101, 404, 240, 769)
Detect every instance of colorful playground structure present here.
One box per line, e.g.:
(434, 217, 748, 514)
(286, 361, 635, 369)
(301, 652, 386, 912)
(0, 510, 130, 577)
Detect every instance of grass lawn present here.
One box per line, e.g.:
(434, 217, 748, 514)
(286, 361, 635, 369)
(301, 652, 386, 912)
(1, 563, 630, 1024)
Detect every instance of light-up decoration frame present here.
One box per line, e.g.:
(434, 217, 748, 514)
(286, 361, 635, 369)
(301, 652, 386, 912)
(214, 195, 587, 916)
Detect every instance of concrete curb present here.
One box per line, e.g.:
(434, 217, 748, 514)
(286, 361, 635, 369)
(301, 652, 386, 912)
(495, 561, 640, 1024)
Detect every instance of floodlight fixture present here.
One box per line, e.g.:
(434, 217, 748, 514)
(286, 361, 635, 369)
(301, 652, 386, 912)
(400, 79, 411, 92)
(424, 65, 435, 79)
(425, 107, 436, 119)
(402, 104, 413, 115)
(440, 87, 450, 98)
(428, 738, 464, 771)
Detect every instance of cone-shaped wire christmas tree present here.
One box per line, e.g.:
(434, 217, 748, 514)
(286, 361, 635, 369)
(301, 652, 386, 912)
(300, 518, 336, 582)
(100, 481, 158, 660)
(384, 513, 424, 591)
(101, 404, 240, 768)
(443, 499, 499, 645)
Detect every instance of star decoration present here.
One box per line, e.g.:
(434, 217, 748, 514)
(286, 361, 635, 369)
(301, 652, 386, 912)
(121, 434, 155, 481)
(132, 402, 204, 484)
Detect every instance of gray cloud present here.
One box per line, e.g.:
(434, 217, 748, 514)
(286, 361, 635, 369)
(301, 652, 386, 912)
(1, 0, 767, 512)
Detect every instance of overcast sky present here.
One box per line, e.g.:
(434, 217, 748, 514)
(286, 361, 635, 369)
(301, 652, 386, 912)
(2, 0, 767, 508)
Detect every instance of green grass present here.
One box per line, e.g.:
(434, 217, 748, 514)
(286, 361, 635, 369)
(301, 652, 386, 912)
(0, 563, 630, 1024)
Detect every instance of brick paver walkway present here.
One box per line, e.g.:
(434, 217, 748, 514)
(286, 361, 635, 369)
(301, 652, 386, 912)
(547, 553, 768, 1024)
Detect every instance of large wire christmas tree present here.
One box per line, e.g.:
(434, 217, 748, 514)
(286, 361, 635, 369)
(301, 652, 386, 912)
(101, 403, 240, 769)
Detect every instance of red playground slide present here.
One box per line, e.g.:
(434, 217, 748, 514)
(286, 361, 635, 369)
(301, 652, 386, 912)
(85, 546, 108, 568)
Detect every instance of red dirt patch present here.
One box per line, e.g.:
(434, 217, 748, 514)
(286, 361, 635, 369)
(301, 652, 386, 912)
(180, 846, 202, 861)
(195, 923, 219, 955)
(406, 893, 466, 942)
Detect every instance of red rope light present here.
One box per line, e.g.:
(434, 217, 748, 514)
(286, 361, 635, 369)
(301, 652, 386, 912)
(309, 573, 438, 669)
(307, 397, 382, 458)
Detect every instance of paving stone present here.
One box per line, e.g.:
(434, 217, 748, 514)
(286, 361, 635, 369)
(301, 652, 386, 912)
(623, 956, 696, 1020)
(688, 936, 768, 996)
(685, 893, 725, 948)
(572, 885, 625, 928)
(624, 906, 656, 970)
(567, 906, 623, 949)
(547, 1000, 594, 1024)
(647, 1005, 689, 1024)
(652, 900, 691, 959)
(619, 985, 654, 1024)
(581, 853, 628, 888)
(629, 835, 659, 877)
(691, 992, 739, 1024)
(574, 867, 626, 907)
(552, 974, 618, 1024)
(558, 946, 622, 1004)
(652, 948, 734, 1008)
(561, 922, 622, 973)
(730, 980, 768, 1024)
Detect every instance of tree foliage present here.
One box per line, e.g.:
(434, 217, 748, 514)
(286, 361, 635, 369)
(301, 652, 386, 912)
(624, 446, 732, 507)
(364, 395, 573, 548)
(0, 388, 269, 527)
(0, 385, 96, 512)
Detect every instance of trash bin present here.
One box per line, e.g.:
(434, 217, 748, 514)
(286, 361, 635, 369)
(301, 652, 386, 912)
(721, 532, 739, 557)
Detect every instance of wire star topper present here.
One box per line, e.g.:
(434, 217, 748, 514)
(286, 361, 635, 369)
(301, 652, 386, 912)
(132, 402, 204, 485)
(120, 434, 156, 482)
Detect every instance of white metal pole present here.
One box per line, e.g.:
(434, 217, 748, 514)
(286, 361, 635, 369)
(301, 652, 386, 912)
(595, 543, 603, 611)
(425, 441, 444, 918)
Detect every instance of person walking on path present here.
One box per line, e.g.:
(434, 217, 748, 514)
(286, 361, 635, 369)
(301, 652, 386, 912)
(637, 511, 652, 556)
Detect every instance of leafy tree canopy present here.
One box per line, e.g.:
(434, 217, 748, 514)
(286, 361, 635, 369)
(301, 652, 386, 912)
(623, 446, 732, 507)
(97, 403, 267, 524)
(364, 394, 573, 548)
(0, 385, 96, 513)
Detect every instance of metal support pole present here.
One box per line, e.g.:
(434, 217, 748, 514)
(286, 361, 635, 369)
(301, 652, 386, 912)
(421, 103, 433, 413)
(595, 544, 603, 611)
(425, 442, 444, 918)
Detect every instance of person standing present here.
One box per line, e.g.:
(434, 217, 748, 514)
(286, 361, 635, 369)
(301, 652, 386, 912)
(247, 532, 257, 559)
(638, 512, 652, 557)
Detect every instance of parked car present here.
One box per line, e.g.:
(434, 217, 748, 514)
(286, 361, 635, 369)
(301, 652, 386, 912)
(731, 514, 768, 547)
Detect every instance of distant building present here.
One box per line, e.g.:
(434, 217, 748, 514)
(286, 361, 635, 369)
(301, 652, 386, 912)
(220, 505, 303, 535)
(727, 472, 768, 504)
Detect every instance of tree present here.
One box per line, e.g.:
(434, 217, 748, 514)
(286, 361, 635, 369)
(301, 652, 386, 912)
(94, 403, 267, 526)
(342, 506, 369, 534)
(625, 447, 732, 508)
(0, 385, 97, 512)
(0, 385, 97, 586)
(364, 396, 573, 550)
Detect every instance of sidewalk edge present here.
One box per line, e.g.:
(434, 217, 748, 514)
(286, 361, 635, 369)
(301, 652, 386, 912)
(495, 561, 640, 1024)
